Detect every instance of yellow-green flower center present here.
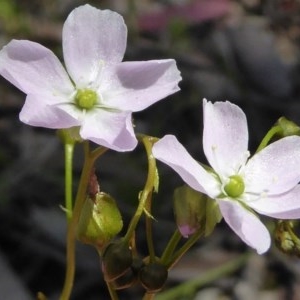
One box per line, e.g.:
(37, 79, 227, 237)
(224, 175, 245, 198)
(75, 89, 98, 110)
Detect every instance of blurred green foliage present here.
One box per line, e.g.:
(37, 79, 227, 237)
(0, 0, 28, 36)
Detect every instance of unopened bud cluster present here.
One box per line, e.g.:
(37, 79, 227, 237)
(102, 240, 168, 292)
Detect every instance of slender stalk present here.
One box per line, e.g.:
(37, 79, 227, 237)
(64, 143, 74, 221)
(142, 293, 156, 300)
(106, 281, 119, 300)
(166, 227, 204, 269)
(60, 143, 107, 300)
(145, 191, 156, 262)
(256, 125, 281, 153)
(36, 291, 47, 300)
(123, 136, 157, 243)
(160, 229, 182, 264)
(156, 253, 249, 300)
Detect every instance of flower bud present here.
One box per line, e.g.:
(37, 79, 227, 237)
(102, 240, 133, 282)
(274, 220, 300, 257)
(173, 185, 222, 238)
(139, 262, 168, 293)
(77, 192, 123, 249)
(276, 117, 300, 138)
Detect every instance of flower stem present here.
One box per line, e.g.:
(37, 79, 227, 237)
(166, 227, 205, 269)
(256, 125, 282, 153)
(142, 293, 156, 300)
(123, 136, 157, 244)
(156, 253, 249, 300)
(64, 143, 74, 221)
(106, 281, 119, 300)
(60, 143, 107, 300)
(160, 229, 182, 264)
(145, 190, 156, 262)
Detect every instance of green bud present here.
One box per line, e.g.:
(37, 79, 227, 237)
(173, 185, 222, 237)
(77, 192, 123, 249)
(224, 175, 245, 198)
(174, 185, 205, 237)
(276, 117, 300, 137)
(139, 263, 168, 293)
(102, 240, 133, 282)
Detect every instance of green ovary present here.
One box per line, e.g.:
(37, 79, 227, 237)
(224, 175, 245, 198)
(75, 89, 98, 110)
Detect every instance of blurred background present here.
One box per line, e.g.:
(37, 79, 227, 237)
(1, 0, 300, 299)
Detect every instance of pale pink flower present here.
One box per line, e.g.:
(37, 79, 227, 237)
(152, 99, 300, 254)
(0, 4, 181, 151)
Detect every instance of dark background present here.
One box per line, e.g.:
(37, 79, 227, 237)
(1, 0, 300, 299)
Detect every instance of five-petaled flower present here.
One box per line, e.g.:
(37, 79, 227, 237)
(152, 99, 300, 254)
(0, 4, 181, 151)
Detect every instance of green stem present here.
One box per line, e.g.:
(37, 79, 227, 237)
(160, 229, 182, 264)
(142, 293, 156, 300)
(123, 136, 157, 243)
(156, 253, 249, 300)
(106, 281, 119, 300)
(64, 143, 74, 221)
(60, 143, 107, 300)
(166, 227, 205, 269)
(145, 191, 156, 262)
(256, 125, 282, 153)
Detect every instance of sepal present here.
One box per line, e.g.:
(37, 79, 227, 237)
(77, 192, 123, 249)
(173, 185, 221, 238)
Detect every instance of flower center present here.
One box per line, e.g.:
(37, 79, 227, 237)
(224, 175, 245, 198)
(75, 89, 98, 110)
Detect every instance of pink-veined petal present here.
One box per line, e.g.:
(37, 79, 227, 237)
(203, 99, 249, 178)
(244, 136, 300, 195)
(218, 200, 270, 254)
(20, 94, 80, 129)
(80, 109, 136, 151)
(63, 4, 127, 88)
(100, 60, 181, 111)
(0, 40, 74, 96)
(247, 184, 300, 219)
(152, 135, 219, 196)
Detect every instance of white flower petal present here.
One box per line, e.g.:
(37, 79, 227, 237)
(20, 94, 80, 128)
(63, 4, 127, 87)
(0, 40, 74, 96)
(203, 99, 249, 177)
(218, 200, 270, 254)
(244, 136, 300, 195)
(80, 109, 136, 151)
(152, 135, 219, 196)
(247, 185, 300, 219)
(100, 60, 181, 111)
